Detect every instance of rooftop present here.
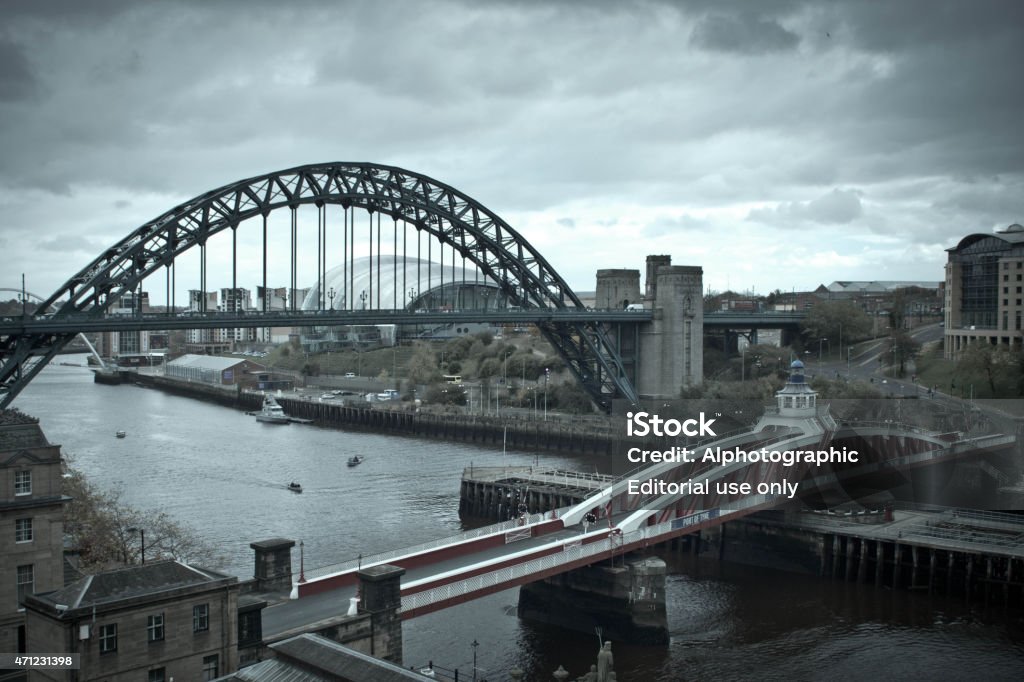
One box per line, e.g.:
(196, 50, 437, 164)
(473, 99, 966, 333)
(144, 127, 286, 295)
(30, 560, 235, 614)
(167, 354, 262, 372)
(216, 633, 427, 681)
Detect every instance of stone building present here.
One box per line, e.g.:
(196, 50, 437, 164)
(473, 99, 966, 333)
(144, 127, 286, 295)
(23, 560, 238, 681)
(0, 409, 68, 656)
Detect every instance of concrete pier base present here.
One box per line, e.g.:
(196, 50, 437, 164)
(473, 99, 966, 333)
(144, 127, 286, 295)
(518, 556, 668, 644)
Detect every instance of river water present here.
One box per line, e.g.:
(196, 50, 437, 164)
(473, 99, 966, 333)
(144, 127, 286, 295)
(15, 358, 1024, 680)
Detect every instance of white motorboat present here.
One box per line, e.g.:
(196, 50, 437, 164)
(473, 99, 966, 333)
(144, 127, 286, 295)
(255, 395, 290, 424)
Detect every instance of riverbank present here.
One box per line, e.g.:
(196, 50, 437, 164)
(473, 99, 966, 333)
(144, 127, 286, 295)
(99, 369, 618, 457)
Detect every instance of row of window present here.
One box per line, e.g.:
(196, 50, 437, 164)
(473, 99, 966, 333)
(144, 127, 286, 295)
(98, 604, 211, 654)
(145, 654, 219, 682)
(1002, 261, 1024, 269)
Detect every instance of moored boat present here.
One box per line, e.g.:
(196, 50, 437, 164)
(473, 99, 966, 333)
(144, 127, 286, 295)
(255, 395, 290, 424)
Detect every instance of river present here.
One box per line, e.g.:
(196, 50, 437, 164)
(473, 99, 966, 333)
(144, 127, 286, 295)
(15, 358, 1024, 680)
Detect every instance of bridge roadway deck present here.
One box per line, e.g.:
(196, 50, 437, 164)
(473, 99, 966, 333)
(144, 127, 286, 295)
(262, 522, 601, 638)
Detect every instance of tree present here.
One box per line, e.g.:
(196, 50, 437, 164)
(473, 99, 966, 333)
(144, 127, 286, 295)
(958, 341, 1012, 395)
(406, 343, 441, 385)
(883, 331, 920, 377)
(800, 301, 873, 350)
(63, 460, 223, 572)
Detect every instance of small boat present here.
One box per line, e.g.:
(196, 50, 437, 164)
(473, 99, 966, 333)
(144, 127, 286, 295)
(255, 395, 290, 424)
(287, 482, 303, 493)
(347, 455, 364, 467)
(115, 431, 126, 438)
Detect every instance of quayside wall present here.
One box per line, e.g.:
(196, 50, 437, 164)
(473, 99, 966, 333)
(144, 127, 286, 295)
(106, 371, 617, 456)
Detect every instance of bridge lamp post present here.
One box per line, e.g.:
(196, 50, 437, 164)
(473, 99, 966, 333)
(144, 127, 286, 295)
(408, 287, 417, 310)
(544, 367, 549, 421)
(127, 527, 145, 565)
(327, 287, 335, 310)
(359, 290, 367, 311)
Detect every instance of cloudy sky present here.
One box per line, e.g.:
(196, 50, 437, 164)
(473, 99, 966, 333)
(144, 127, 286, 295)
(1, 0, 1022, 304)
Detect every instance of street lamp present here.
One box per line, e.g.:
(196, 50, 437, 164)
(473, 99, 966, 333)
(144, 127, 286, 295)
(818, 337, 827, 362)
(543, 367, 549, 421)
(327, 287, 336, 310)
(471, 639, 479, 682)
(127, 527, 145, 565)
(359, 289, 367, 311)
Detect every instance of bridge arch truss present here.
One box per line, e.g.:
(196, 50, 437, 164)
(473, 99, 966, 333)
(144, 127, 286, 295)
(1, 162, 637, 410)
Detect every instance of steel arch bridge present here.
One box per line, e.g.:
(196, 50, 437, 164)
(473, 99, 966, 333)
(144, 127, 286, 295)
(0, 162, 638, 410)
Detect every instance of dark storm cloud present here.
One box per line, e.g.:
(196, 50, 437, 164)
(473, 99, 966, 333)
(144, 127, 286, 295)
(690, 12, 799, 53)
(0, 40, 37, 101)
(0, 0, 1022, 295)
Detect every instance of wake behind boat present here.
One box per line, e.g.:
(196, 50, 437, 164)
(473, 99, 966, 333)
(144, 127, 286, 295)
(254, 395, 290, 424)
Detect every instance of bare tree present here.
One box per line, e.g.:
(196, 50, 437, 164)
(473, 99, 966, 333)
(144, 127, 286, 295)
(63, 458, 224, 572)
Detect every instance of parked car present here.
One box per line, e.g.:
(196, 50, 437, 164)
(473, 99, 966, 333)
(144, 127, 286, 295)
(345, 372, 356, 378)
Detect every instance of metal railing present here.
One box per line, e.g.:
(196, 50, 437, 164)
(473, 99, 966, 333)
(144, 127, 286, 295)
(302, 510, 560, 582)
(401, 493, 777, 613)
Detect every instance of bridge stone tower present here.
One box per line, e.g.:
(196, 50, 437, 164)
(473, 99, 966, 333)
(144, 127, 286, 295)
(645, 255, 672, 300)
(595, 269, 642, 310)
(637, 262, 703, 398)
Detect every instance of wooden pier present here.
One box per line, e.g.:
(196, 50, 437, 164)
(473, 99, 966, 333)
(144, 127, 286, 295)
(459, 465, 613, 520)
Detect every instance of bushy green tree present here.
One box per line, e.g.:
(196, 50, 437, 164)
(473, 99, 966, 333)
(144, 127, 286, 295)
(406, 343, 442, 385)
(801, 301, 873, 349)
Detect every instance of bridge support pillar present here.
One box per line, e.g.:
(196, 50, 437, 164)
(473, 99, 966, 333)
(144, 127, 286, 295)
(250, 538, 295, 593)
(636, 264, 703, 398)
(518, 556, 668, 644)
(357, 564, 405, 663)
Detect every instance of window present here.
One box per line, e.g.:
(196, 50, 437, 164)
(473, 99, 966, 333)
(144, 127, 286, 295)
(14, 470, 31, 496)
(193, 603, 209, 633)
(148, 668, 166, 682)
(1004, 274, 1009, 281)
(202, 654, 219, 680)
(99, 623, 117, 654)
(15, 518, 32, 543)
(16, 565, 33, 607)
(147, 613, 164, 642)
